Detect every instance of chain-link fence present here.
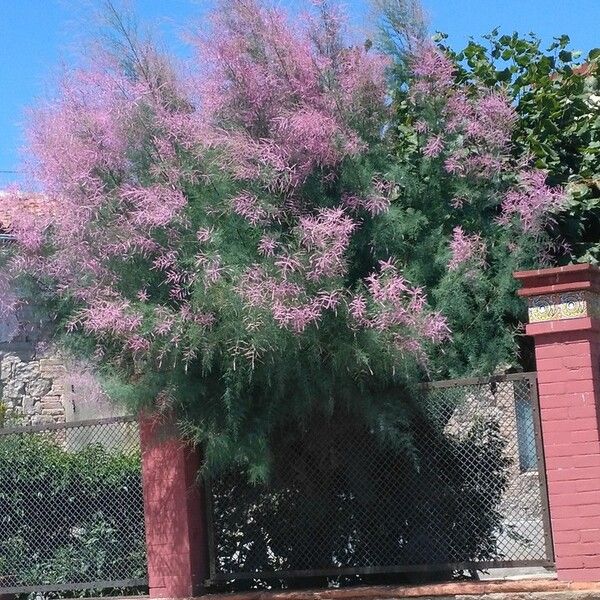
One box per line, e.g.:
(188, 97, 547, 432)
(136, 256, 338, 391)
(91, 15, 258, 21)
(0, 416, 148, 595)
(206, 372, 553, 585)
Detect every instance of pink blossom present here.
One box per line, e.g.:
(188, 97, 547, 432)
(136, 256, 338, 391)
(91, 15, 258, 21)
(410, 43, 455, 98)
(274, 254, 303, 278)
(296, 207, 356, 280)
(500, 170, 566, 232)
(414, 120, 429, 133)
(126, 335, 151, 353)
(73, 298, 143, 338)
(342, 179, 392, 216)
(350, 260, 450, 357)
(258, 235, 278, 256)
(423, 135, 444, 158)
(0, 0, 451, 375)
(450, 196, 466, 209)
(231, 192, 267, 224)
(317, 289, 341, 311)
(196, 227, 214, 243)
(272, 300, 322, 332)
(122, 185, 186, 230)
(155, 314, 175, 336)
(204, 258, 224, 285)
(194, 0, 388, 190)
(448, 226, 486, 270)
(348, 294, 368, 324)
(410, 45, 517, 180)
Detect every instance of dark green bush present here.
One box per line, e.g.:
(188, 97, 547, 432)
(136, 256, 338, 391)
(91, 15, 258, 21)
(0, 433, 146, 590)
(210, 401, 510, 589)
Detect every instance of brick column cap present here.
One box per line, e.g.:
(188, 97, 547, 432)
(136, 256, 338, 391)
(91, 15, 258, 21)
(514, 263, 600, 298)
(525, 315, 600, 337)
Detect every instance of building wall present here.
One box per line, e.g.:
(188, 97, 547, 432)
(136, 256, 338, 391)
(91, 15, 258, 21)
(443, 378, 546, 560)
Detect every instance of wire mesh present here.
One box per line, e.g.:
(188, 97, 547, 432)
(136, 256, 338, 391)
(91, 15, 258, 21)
(207, 373, 553, 584)
(0, 416, 148, 594)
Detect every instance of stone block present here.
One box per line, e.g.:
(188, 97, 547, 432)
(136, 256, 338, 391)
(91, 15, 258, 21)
(2, 378, 26, 399)
(40, 398, 63, 410)
(22, 396, 40, 414)
(39, 358, 63, 368)
(0, 358, 16, 380)
(26, 377, 52, 397)
(49, 382, 64, 394)
(40, 368, 66, 380)
(41, 408, 64, 416)
(31, 414, 54, 425)
(14, 361, 40, 380)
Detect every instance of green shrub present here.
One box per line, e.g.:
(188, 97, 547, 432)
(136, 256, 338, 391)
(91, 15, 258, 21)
(210, 402, 511, 588)
(0, 433, 146, 590)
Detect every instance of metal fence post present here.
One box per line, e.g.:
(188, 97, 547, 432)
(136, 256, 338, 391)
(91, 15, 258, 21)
(140, 412, 208, 597)
(515, 264, 600, 582)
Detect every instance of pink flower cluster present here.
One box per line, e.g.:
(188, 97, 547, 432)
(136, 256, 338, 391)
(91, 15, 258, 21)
(0, 0, 448, 371)
(409, 42, 566, 257)
(349, 260, 450, 357)
(236, 207, 356, 332)
(237, 265, 328, 332)
(71, 298, 143, 338)
(195, 0, 389, 191)
(410, 43, 517, 179)
(231, 192, 268, 224)
(298, 207, 356, 280)
(448, 226, 486, 271)
(342, 179, 393, 216)
(500, 170, 565, 232)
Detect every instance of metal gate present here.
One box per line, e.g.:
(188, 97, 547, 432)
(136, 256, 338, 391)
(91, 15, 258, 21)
(0, 416, 148, 595)
(206, 372, 554, 584)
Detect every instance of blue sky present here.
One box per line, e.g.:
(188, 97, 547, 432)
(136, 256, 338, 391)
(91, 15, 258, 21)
(1, 0, 599, 186)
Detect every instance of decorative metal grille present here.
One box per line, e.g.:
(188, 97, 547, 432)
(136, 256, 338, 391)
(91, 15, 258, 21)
(0, 416, 148, 595)
(206, 373, 553, 585)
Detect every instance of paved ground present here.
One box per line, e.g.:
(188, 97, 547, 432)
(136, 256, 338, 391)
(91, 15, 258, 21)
(479, 567, 556, 581)
(177, 579, 600, 599)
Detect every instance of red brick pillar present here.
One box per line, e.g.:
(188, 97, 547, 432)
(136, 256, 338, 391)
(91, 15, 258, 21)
(515, 264, 600, 581)
(140, 413, 208, 597)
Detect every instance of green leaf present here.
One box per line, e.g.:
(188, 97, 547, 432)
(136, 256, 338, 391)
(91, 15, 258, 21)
(559, 50, 572, 63)
(589, 48, 600, 61)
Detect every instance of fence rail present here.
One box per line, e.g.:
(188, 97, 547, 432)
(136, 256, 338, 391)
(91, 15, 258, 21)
(0, 415, 148, 595)
(206, 372, 553, 585)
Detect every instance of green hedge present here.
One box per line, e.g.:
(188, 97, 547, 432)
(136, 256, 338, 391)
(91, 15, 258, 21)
(0, 432, 146, 590)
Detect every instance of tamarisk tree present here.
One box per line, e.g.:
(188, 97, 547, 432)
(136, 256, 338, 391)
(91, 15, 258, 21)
(379, 36, 567, 377)
(1, 0, 563, 474)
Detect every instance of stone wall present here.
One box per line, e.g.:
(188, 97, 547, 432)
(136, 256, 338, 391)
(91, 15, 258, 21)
(0, 342, 67, 426)
(0, 300, 124, 426)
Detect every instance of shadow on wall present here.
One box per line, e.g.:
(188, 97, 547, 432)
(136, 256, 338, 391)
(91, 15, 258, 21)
(63, 366, 127, 422)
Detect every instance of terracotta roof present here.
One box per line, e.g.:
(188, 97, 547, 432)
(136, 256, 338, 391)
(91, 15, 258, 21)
(573, 62, 595, 76)
(0, 192, 48, 231)
(549, 61, 596, 80)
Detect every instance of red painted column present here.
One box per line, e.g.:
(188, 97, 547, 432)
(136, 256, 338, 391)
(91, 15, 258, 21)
(515, 264, 600, 582)
(139, 413, 208, 597)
